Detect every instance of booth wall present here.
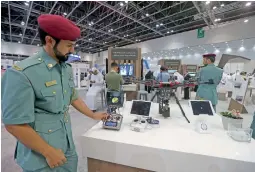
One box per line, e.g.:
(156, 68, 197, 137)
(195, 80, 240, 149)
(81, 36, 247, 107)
(95, 17, 255, 65)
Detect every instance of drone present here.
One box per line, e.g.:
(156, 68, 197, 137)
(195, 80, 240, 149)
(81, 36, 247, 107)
(131, 78, 195, 123)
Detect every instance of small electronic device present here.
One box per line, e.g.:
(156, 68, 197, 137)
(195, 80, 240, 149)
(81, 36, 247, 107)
(103, 91, 124, 130)
(189, 100, 215, 134)
(130, 119, 148, 132)
(130, 100, 151, 116)
(103, 114, 123, 131)
(129, 100, 152, 132)
(146, 117, 160, 125)
(189, 100, 214, 116)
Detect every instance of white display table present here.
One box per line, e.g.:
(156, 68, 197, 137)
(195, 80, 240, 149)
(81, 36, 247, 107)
(81, 101, 255, 172)
(122, 84, 138, 101)
(122, 84, 137, 91)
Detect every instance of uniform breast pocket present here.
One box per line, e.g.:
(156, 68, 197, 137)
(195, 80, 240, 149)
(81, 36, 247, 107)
(40, 88, 61, 112)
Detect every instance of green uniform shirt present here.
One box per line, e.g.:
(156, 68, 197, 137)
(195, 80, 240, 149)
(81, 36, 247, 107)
(1, 48, 78, 171)
(196, 64, 223, 105)
(105, 71, 124, 91)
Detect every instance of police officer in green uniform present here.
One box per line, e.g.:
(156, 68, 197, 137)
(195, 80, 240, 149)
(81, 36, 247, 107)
(1, 14, 108, 172)
(251, 112, 255, 139)
(196, 54, 223, 112)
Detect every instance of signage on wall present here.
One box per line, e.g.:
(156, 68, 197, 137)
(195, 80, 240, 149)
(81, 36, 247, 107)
(111, 48, 138, 60)
(197, 28, 205, 38)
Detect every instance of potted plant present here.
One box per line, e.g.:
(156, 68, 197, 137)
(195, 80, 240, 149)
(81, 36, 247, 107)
(220, 109, 243, 130)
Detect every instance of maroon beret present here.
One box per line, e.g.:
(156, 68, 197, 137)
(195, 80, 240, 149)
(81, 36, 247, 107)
(37, 14, 80, 41)
(203, 54, 216, 58)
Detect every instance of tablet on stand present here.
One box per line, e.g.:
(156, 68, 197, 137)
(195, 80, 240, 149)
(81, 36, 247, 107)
(189, 100, 215, 134)
(129, 100, 152, 132)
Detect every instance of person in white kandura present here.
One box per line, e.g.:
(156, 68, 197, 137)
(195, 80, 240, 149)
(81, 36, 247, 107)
(86, 67, 104, 112)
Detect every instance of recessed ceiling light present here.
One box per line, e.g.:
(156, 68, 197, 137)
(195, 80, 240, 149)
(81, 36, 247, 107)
(76, 44, 79, 47)
(167, 31, 170, 33)
(239, 46, 245, 51)
(125, 1, 128, 3)
(213, 6, 217, 10)
(156, 24, 159, 27)
(171, 30, 174, 33)
(244, 19, 249, 23)
(215, 49, 220, 53)
(24, 2, 29, 6)
(37, 44, 40, 46)
(120, 2, 124, 6)
(146, 13, 149, 17)
(246, 2, 251, 6)
(205, 1, 210, 5)
(221, 4, 224, 7)
(226, 48, 232, 52)
(160, 23, 163, 26)
(19, 33, 22, 36)
(63, 12, 67, 15)
(21, 21, 25, 25)
(18, 41, 21, 43)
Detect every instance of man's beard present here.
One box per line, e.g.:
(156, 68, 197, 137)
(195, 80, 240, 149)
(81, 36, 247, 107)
(53, 45, 70, 62)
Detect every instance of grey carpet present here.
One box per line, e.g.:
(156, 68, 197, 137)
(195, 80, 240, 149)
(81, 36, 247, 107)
(2, 92, 254, 172)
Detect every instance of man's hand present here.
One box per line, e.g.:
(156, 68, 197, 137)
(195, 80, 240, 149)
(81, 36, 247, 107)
(44, 147, 67, 169)
(93, 112, 109, 121)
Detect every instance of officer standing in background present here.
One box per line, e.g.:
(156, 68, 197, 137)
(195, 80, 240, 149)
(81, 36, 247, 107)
(1, 14, 108, 172)
(196, 54, 223, 112)
(156, 66, 170, 82)
(251, 112, 255, 139)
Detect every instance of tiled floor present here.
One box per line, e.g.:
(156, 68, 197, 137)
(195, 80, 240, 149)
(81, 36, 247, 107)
(1, 92, 255, 172)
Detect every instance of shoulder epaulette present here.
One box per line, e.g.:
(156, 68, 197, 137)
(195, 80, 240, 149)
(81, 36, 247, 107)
(12, 56, 43, 71)
(66, 63, 72, 67)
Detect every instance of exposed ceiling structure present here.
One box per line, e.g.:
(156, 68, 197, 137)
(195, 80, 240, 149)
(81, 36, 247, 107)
(1, 1, 255, 55)
(142, 37, 255, 61)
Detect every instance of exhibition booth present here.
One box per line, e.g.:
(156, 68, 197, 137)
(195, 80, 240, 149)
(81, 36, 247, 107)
(79, 47, 255, 172)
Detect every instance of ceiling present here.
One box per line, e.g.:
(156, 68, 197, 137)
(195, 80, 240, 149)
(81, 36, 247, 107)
(1, 1, 255, 54)
(142, 37, 255, 60)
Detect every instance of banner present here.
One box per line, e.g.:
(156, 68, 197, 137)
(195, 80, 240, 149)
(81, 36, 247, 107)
(111, 48, 138, 60)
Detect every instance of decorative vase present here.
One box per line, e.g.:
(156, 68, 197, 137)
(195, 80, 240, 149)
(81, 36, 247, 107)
(221, 116, 243, 130)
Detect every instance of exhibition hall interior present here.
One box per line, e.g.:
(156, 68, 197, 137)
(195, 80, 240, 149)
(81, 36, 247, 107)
(1, 1, 255, 172)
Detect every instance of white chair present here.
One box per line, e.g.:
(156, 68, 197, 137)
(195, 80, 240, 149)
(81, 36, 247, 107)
(137, 90, 148, 101)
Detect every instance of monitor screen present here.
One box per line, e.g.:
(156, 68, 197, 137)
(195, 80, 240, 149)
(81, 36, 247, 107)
(130, 100, 151, 116)
(106, 91, 123, 107)
(190, 100, 214, 115)
(188, 72, 196, 77)
(119, 64, 134, 76)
